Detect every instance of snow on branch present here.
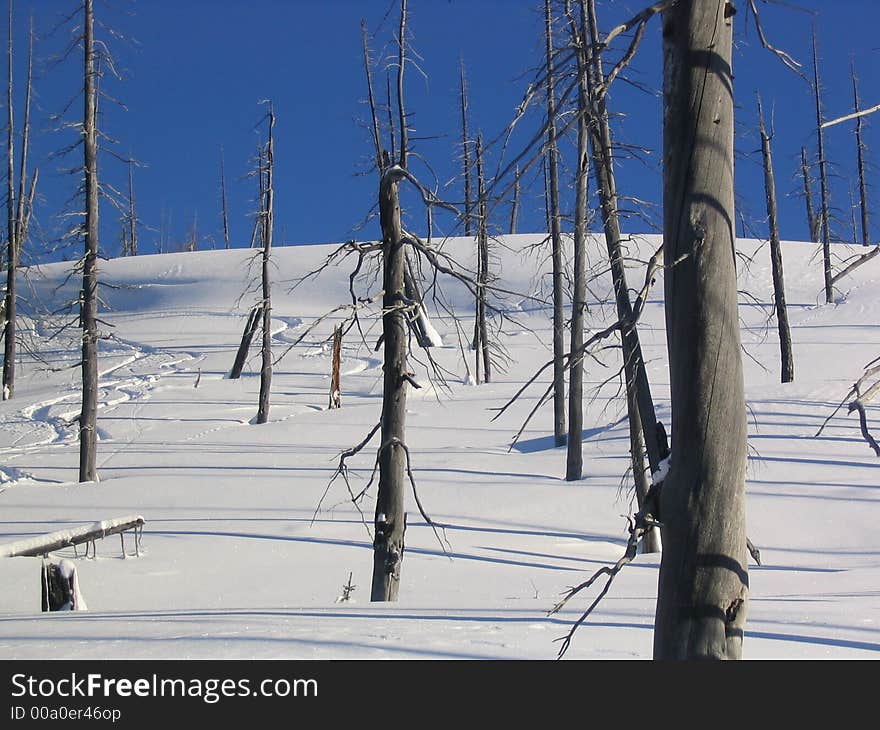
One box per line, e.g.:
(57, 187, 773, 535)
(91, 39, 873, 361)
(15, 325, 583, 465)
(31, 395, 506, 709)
(0, 515, 145, 558)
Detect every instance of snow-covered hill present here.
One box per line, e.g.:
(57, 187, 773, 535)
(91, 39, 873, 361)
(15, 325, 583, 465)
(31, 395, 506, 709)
(0, 234, 878, 659)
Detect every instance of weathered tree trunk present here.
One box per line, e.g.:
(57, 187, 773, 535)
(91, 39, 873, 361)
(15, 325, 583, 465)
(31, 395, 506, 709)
(654, 0, 749, 660)
(582, 0, 663, 487)
(256, 105, 274, 425)
(545, 0, 567, 448)
(372, 165, 409, 602)
(229, 305, 262, 379)
(220, 147, 230, 250)
(851, 62, 870, 246)
(476, 134, 491, 384)
(565, 4, 589, 482)
(459, 58, 473, 238)
(812, 31, 833, 304)
(79, 0, 99, 483)
(372, 0, 410, 602)
(800, 147, 819, 244)
(329, 325, 342, 409)
(3, 2, 15, 401)
(758, 97, 794, 384)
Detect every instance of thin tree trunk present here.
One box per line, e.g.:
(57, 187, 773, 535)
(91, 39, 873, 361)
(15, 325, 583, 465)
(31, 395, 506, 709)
(509, 165, 519, 235)
(758, 97, 794, 384)
(329, 324, 342, 409)
(126, 156, 137, 256)
(546, 0, 567, 448)
(812, 30, 833, 303)
(583, 0, 663, 478)
(476, 134, 491, 383)
(565, 2, 589, 482)
(852, 62, 870, 246)
(627, 385, 660, 553)
(654, 0, 748, 660)
(459, 58, 473, 238)
(800, 147, 818, 244)
(220, 147, 230, 250)
(79, 0, 99, 483)
(256, 105, 274, 425)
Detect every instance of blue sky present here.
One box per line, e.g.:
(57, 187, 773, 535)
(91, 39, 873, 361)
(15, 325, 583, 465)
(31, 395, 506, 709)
(7, 0, 880, 262)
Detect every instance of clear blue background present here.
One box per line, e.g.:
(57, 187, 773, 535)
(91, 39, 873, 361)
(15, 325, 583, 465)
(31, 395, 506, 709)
(7, 0, 880, 261)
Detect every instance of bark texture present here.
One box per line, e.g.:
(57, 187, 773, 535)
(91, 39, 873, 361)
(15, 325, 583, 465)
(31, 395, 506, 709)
(79, 0, 99, 483)
(654, 0, 748, 660)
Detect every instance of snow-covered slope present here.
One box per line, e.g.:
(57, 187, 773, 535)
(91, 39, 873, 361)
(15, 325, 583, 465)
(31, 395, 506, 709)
(0, 234, 878, 659)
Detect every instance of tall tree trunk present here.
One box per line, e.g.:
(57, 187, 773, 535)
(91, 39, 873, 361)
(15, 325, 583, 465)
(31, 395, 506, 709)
(758, 97, 794, 384)
(654, 0, 748, 660)
(372, 164, 409, 602)
(372, 0, 410, 602)
(851, 62, 870, 246)
(256, 105, 274, 425)
(3, 0, 15, 401)
(565, 3, 589, 482)
(812, 30, 833, 303)
(545, 0, 567, 447)
(582, 0, 663, 486)
(476, 134, 491, 383)
(79, 0, 99, 483)
(800, 147, 818, 244)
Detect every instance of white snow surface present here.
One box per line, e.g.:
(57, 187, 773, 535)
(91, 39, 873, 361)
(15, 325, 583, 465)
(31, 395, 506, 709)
(0, 234, 878, 659)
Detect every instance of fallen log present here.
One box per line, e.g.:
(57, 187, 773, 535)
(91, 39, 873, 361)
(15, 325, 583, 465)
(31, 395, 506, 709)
(0, 515, 145, 558)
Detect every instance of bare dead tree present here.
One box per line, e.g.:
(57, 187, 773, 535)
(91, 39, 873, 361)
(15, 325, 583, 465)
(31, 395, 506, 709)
(509, 165, 520, 235)
(79, 0, 100, 482)
(580, 0, 664, 528)
(475, 133, 491, 384)
(545, 0, 567, 448)
(758, 96, 794, 383)
(229, 304, 262, 379)
(220, 146, 230, 250)
(256, 102, 275, 425)
(2, 6, 35, 402)
(811, 29, 833, 304)
(565, 0, 590, 482)
(459, 57, 473, 238)
(654, 0, 748, 660)
(851, 61, 870, 246)
(122, 155, 138, 256)
(800, 146, 819, 243)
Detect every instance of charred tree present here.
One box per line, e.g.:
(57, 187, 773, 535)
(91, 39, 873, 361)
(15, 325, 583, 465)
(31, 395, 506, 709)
(123, 156, 137, 256)
(475, 133, 491, 384)
(229, 305, 262, 379)
(3, 8, 34, 402)
(851, 62, 870, 246)
(509, 165, 519, 235)
(79, 0, 100, 483)
(581, 0, 663, 525)
(371, 0, 411, 602)
(654, 0, 749, 660)
(545, 0, 567, 448)
(565, 3, 590, 482)
(256, 104, 275, 425)
(811, 30, 833, 303)
(758, 97, 794, 383)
